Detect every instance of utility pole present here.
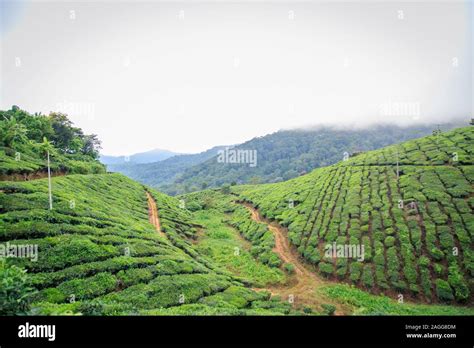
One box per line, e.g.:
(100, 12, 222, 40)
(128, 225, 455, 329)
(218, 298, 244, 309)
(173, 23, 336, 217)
(47, 150, 52, 210)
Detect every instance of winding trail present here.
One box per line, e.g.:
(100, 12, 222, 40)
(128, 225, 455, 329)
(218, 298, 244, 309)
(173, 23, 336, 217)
(146, 191, 165, 237)
(241, 202, 350, 315)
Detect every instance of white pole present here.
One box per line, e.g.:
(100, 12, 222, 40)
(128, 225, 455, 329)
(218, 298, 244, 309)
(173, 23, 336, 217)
(47, 150, 52, 210)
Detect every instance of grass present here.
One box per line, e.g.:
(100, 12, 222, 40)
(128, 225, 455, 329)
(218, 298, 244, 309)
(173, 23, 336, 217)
(193, 209, 285, 287)
(321, 283, 474, 315)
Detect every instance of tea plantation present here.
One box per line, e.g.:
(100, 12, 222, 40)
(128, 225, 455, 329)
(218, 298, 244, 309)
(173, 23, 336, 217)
(2, 110, 473, 315)
(0, 173, 297, 315)
(234, 126, 474, 304)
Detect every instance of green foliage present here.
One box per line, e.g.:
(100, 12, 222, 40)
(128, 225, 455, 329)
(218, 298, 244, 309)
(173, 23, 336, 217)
(191, 209, 285, 287)
(0, 106, 104, 176)
(435, 279, 454, 302)
(0, 261, 36, 315)
(229, 205, 282, 268)
(323, 284, 474, 315)
(221, 184, 231, 194)
(321, 303, 336, 316)
(447, 264, 469, 302)
(384, 236, 396, 247)
(319, 262, 334, 277)
(283, 263, 295, 274)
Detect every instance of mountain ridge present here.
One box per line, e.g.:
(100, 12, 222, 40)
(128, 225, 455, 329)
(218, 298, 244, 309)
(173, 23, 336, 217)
(147, 123, 464, 195)
(100, 148, 181, 165)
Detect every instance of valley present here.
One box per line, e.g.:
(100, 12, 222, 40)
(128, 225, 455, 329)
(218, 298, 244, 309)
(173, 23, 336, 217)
(0, 107, 473, 316)
(2, 3, 473, 344)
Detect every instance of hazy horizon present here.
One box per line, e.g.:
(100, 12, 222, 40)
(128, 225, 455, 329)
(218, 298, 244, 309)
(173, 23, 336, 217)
(1, 0, 473, 156)
(100, 119, 467, 157)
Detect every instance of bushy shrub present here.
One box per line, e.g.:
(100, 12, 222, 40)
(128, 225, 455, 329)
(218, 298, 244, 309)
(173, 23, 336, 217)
(321, 303, 336, 316)
(283, 263, 295, 274)
(361, 265, 374, 288)
(78, 299, 107, 316)
(266, 252, 282, 268)
(319, 262, 334, 276)
(433, 263, 444, 276)
(0, 262, 36, 315)
(384, 236, 396, 247)
(435, 279, 454, 301)
(430, 247, 445, 261)
(447, 265, 469, 301)
(349, 262, 362, 282)
(186, 201, 202, 212)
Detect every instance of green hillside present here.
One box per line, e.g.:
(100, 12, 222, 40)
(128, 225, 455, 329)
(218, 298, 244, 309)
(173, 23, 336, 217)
(1, 108, 472, 316)
(0, 106, 105, 179)
(233, 126, 474, 304)
(0, 173, 299, 315)
(168, 124, 461, 195)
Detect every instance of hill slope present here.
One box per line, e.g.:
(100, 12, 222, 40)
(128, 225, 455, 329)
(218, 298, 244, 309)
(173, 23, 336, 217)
(233, 126, 474, 304)
(0, 173, 299, 315)
(169, 124, 462, 195)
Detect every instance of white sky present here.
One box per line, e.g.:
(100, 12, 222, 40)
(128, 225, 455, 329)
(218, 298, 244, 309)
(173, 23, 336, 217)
(1, 0, 472, 155)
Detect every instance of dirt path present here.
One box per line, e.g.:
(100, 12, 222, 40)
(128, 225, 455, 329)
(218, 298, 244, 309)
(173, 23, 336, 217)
(241, 202, 351, 315)
(146, 191, 165, 237)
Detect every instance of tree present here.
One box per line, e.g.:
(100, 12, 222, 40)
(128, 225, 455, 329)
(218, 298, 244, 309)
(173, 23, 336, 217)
(48, 112, 82, 153)
(221, 184, 231, 194)
(24, 115, 54, 143)
(6, 106, 54, 143)
(249, 176, 261, 185)
(81, 134, 101, 158)
(0, 116, 28, 148)
(36, 137, 56, 158)
(70, 137, 85, 154)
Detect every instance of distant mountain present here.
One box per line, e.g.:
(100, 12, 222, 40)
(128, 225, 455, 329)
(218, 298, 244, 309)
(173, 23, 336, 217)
(100, 148, 180, 165)
(167, 123, 464, 195)
(106, 146, 227, 194)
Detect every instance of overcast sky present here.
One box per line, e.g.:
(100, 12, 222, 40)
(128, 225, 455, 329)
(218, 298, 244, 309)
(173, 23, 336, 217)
(1, 0, 472, 155)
